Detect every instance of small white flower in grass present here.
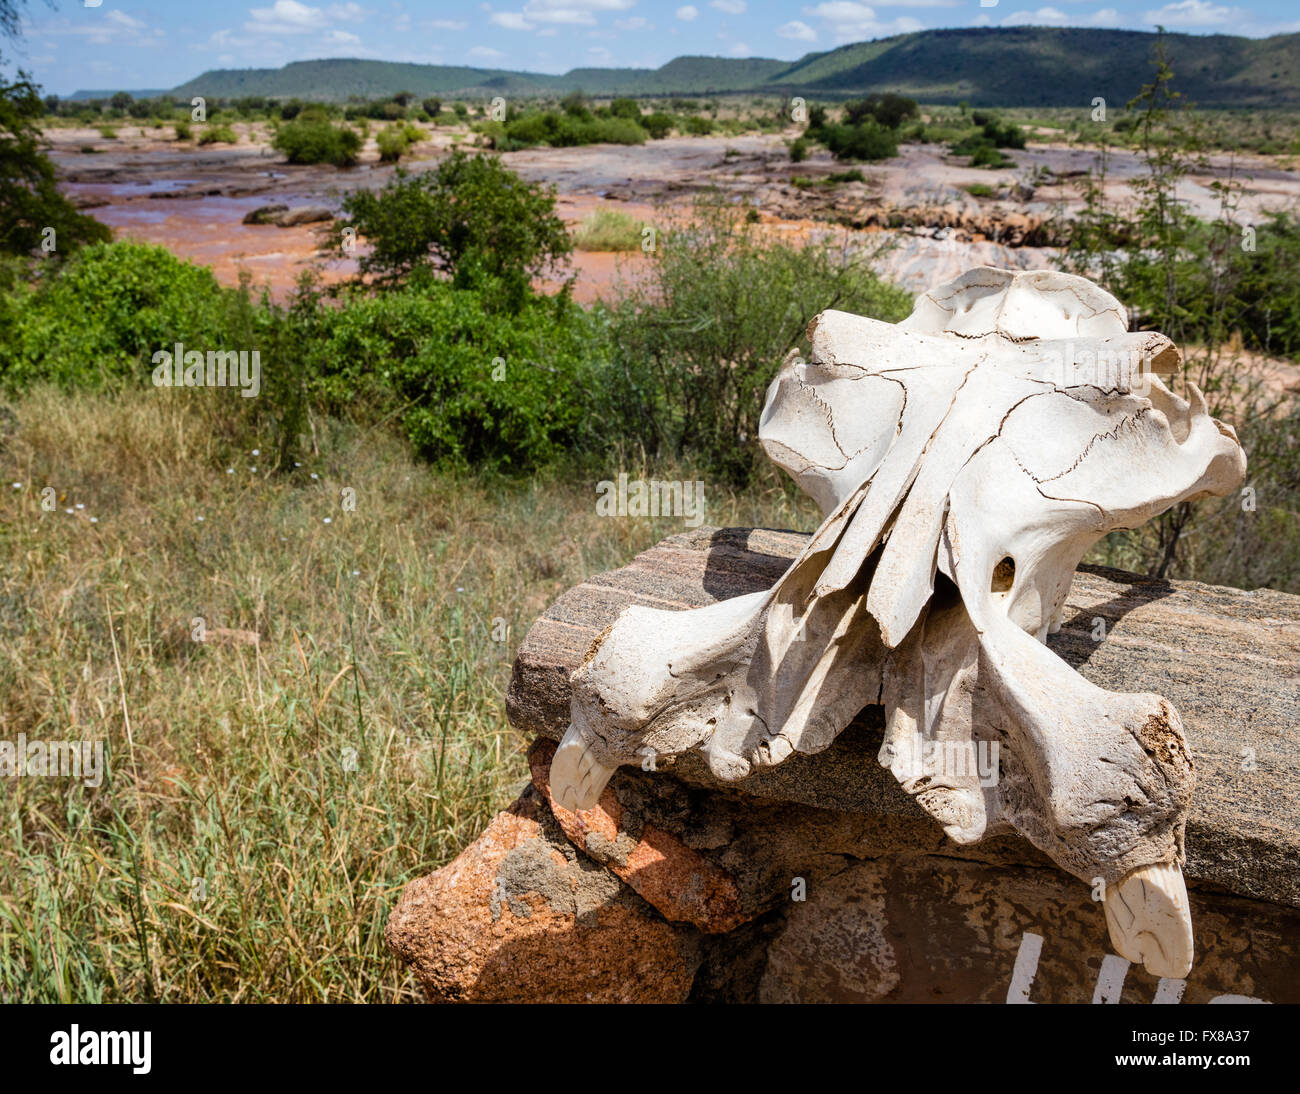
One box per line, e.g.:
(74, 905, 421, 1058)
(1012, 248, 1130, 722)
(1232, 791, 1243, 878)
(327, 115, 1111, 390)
(294, 461, 302, 468)
(90, 517, 98, 524)
(196, 515, 205, 522)
(279, 536, 287, 542)
(75, 503, 85, 510)
(252, 449, 260, 456)
(323, 517, 332, 524)
(250, 467, 257, 473)
(65, 508, 74, 514)
(456, 586, 464, 593)
(11, 482, 20, 489)
(310, 473, 319, 480)
(227, 468, 234, 474)
(351, 569, 360, 576)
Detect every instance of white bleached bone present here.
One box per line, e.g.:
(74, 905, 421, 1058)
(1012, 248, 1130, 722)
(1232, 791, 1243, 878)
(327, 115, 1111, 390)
(558, 267, 1246, 977)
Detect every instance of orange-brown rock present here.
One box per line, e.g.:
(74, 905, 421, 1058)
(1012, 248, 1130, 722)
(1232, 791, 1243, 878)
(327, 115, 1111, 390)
(529, 738, 749, 933)
(385, 788, 698, 1003)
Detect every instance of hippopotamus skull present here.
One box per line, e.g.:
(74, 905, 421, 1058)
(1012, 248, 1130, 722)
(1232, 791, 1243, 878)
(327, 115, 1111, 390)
(553, 267, 1246, 979)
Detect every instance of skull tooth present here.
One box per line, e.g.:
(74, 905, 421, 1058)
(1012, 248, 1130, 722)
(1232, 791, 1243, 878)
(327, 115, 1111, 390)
(1103, 861, 1194, 979)
(551, 723, 615, 812)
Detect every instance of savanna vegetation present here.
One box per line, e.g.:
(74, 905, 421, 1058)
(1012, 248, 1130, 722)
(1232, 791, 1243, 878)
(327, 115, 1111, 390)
(3, 19, 1300, 1002)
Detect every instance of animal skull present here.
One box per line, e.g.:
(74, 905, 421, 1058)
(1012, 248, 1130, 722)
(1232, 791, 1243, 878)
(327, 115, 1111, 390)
(553, 267, 1246, 979)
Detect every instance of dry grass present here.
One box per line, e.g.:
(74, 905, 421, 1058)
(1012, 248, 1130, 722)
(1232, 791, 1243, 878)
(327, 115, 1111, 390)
(0, 385, 817, 1001)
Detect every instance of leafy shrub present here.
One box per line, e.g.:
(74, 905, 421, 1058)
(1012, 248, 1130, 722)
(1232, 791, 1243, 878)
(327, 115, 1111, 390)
(306, 284, 604, 470)
(1, 72, 112, 258)
(789, 136, 808, 162)
(684, 115, 714, 135)
(332, 151, 571, 301)
(844, 93, 918, 129)
(272, 115, 361, 165)
(502, 110, 646, 148)
(422, 97, 441, 120)
(604, 195, 912, 482)
(816, 120, 898, 162)
(198, 124, 238, 145)
(173, 121, 192, 140)
(608, 97, 642, 120)
(643, 112, 674, 139)
(0, 242, 229, 388)
(376, 123, 420, 162)
(97, 125, 116, 139)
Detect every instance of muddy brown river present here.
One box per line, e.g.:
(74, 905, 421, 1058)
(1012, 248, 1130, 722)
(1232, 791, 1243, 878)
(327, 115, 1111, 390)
(49, 121, 1300, 302)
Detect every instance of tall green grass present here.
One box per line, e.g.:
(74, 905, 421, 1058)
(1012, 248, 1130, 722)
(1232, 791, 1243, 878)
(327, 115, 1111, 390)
(0, 385, 817, 1001)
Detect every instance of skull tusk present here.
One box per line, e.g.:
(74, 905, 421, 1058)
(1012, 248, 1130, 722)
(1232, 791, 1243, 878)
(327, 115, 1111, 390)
(550, 723, 616, 812)
(1103, 861, 1195, 979)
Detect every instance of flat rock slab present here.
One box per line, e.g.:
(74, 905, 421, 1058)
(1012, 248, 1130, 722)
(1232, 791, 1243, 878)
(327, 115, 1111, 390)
(508, 526, 1300, 909)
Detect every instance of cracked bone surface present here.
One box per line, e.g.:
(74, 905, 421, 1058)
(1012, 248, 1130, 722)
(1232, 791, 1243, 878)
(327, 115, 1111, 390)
(559, 267, 1245, 979)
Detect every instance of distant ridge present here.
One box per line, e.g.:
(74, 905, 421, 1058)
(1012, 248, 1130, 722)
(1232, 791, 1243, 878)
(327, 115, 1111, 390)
(69, 26, 1300, 109)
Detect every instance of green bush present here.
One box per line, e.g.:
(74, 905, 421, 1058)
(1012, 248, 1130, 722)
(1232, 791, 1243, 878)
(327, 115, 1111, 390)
(643, 112, 674, 139)
(198, 124, 238, 145)
(376, 123, 419, 162)
(684, 115, 714, 135)
(816, 120, 898, 162)
(1, 72, 112, 258)
(790, 136, 808, 162)
(604, 196, 912, 482)
(307, 284, 604, 470)
(502, 110, 646, 148)
(332, 151, 572, 301)
(844, 93, 918, 129)
(272, 115, 361, 165)
(173, 121, 192, 140)
(0, 242, 230, 388)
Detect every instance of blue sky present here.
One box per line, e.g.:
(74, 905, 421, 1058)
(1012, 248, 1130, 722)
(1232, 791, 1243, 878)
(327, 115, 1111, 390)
(9, 0, 1300, 96)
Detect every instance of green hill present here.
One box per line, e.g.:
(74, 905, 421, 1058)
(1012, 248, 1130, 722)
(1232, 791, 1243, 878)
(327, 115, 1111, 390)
(69, 27, 1300, 108)
(771, 27, 1300, 107)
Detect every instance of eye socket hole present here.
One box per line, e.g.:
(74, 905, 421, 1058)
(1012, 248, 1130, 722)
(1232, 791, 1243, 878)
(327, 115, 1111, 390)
(991, 556, 1016, 593)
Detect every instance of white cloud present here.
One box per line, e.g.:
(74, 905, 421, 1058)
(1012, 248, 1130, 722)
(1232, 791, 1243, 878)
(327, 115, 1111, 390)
(615, 16, 652, 30)
(483, 0, 634, 31)
(26, 10, 166, 47)
(106, 11, 146, 30)
(1089, 7, 1120, 25)
(468, 45, 506, 60)
(777, 19, 817, 41)
(327, 28, 361, 43)
(1140, 1, 1234, 26)
(429, 19, 468, 30)
(803, 3, 925, 42)
(246, 1, 327, 34)
(587, 45, 615, 62)
(327, 3, 367, 21)
(728, 40, 751, 55)
(711, 0, 746, 13)
(490, 12, 534, 29)
(676, 6, 699, 22)
(1001, 6, 1069, 25)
